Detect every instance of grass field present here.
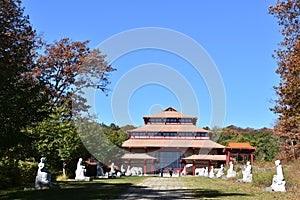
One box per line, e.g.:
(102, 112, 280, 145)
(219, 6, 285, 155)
(1, 162, 299, 200)
(1, 176, 299, 200)
(180, 176, 299, 200)
(0, 176, 146, 200)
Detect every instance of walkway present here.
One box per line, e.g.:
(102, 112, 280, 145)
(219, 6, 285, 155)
(119, 177, 195, 200)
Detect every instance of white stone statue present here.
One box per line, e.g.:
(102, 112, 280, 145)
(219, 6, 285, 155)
(203, 167, 209, 177)
(108, 162, 116, 177)
(243, 161, 252, 182)
(199, 168, 205, 176)
(208, 166, 215, 178)
(238, 161, 252, 183)
(125, 165, 131, 176)
(75, 158, 86, 180)
(216, 164, 224, 178)
(195, 168, 205, 176)
(96, 161, 104, 176)
(35, 157, 52, 188)
(226, 161, 237, 178)
(264, 160, 286, 192)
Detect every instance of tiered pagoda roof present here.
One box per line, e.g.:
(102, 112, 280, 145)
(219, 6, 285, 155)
(122, 139, 224, 149)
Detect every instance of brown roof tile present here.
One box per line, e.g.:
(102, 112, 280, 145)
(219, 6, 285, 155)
(226, 142, 256, 150)
(122, 139, 225, 149)
(128, 124, 210, 133)
(143, 107, 196, 119)
(121, 153, 157, 160)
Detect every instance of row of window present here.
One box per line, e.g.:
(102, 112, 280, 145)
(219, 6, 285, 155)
(147, 118, 193, 124)
(131, 132, 208, 137)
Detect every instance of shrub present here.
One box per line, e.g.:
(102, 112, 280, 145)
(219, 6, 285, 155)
(0, 158, 38, 189)
(18, 160, 37, 186)
(0, 159, 21, 189)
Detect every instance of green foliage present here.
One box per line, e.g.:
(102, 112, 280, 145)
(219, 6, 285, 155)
(77, 121, 129, 165)
(101, 123, 129, 147)
(24, 104, 85, 172)
(0, 158, 37, 189)
(214, 126, 280, 161)
(17, 160, 37, 187)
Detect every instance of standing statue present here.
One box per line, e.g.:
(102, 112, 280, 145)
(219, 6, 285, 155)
(35, 157, 52, 188)
(203, 166, 209, 177)
(125, 165, 131, 176)
(242, 161, 252, 182)
(208, 166, 215, 178)
(75, 158, 86, 180)
(226, 161, 237, 178)
(237, 161, 252, 183)
(216, 164, 224, 178)
(108, 162, 116, 178)
(264, 160, 286, 192)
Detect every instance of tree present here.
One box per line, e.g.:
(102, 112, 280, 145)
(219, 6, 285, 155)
(269, 0, 300, 160)
(77, 120, 126, 166)
(24, 103, 89, 175)
(33, 38, 116, 117)
(0, 0, 47, 158)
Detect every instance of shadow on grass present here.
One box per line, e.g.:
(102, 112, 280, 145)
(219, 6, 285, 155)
(193, 188, 253, 198)
(0, 180, 253, 200)
(120, 185, 253, 199)
(0, 182, 132, 200)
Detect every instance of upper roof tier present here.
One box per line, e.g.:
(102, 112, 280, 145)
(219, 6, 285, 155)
(143, 107, 198, 125)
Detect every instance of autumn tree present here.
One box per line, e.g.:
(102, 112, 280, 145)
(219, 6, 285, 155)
(33, 38, 116, 117)
(269, 0, 300, 160)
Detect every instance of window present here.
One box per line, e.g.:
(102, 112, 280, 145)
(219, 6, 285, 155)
(179, 118, 192, 123)
(195, 132, 208, 137)
(163, 132, 177, 137)
(148, 132, 161, 136)
(155, 152, 185, 169)
(149, 118, 163, 123)
(131, 132, 146, 137)
(178, 132, 193, 137)
(165, 118, 177, 123)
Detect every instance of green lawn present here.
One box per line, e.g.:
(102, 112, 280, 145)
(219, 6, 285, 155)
(0, 176, 147, 200)
(0, 176, 299, 200)
(180, 176, 299, 200)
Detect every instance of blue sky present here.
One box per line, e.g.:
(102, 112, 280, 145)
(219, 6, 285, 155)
(23, 0, 281, 129)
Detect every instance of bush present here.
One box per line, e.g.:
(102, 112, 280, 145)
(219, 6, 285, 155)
(0, 158, 37, 189)
(18, 160, 37, 186)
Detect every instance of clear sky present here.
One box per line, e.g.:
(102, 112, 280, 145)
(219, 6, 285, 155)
(23, 0, 281, 129)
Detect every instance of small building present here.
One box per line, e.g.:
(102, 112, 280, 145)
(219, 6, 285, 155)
(121, 107, 227, 175)
(223, 142, 256, 165)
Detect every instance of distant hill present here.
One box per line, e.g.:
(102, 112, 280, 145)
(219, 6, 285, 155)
(120, 125, 137, 132)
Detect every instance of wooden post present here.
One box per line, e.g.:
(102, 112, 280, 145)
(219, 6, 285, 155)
(250, 153, 254, 164)
(144, 160, 147, 175)
(192, 160, 195, 176)
(151, 160, 154, 175)
(226, 151, 230, 166)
